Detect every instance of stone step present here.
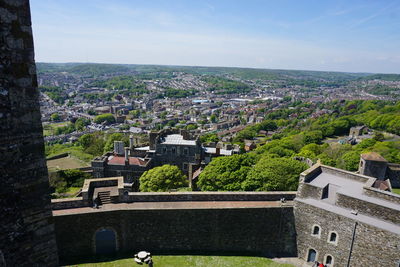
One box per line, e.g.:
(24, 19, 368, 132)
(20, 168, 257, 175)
(98, 191, 111, 205)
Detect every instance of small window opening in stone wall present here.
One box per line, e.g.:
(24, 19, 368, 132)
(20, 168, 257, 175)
(325, 255, 334, 266)
(328, 231, 338, 245)
(172, 147, 176, 154)
(311, 224, 321, 238)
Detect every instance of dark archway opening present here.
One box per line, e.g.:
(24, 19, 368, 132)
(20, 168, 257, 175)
(95, 229, 116, 255)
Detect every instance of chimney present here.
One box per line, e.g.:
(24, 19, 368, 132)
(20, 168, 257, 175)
(114, 141, 124, 155)
(188, 164, 193, 188)
(124, 147, 129, 165)
(149, 132, 158, 150)
(180, 129, 189, 140)
(129, 135, 134, 150)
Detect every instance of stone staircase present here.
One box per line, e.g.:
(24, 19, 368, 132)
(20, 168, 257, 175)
(98, 191, 111, 205)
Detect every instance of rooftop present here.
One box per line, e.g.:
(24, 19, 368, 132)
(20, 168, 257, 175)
(361, 152, 388, 162)
(297, 164, 400, 233)
(204, 147, 233, 156)
(160, 134, 197, 146)
(108, 155, 147, 166)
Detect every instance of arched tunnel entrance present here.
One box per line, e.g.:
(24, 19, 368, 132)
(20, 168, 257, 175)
(95, 228, 117, 255)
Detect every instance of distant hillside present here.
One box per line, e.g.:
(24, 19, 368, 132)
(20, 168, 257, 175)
(36, 63, 131, 76)
(36, 62, 372, 82)
(359, 74, 400, 81)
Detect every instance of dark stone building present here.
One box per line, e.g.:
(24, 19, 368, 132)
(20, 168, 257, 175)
(0, 0, 58, 265)
(91, 129, 205, 189)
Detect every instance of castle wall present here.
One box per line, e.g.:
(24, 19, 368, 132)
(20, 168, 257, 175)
(294, 201, 400, 267)
(336, 193, 400, 224)
(0, 0, 58, 265)
(54, 206, 297, 264)
(359, 158, 387, 180)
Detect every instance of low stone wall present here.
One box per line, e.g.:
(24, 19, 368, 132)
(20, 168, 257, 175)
(54, 206, 297, 264)
(336, 193, 400, 225)
(363, 186, 400, 205)
(296, 183, 322, 199)
(123, 191, 296, 202)
(51, 197, 88, 210)
(320, 165, 370, 183)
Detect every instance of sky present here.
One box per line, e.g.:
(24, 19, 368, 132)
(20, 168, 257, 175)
(30, 0, 400, 73)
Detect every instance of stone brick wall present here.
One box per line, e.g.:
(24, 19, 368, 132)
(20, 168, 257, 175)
(336, 193, 400, 224)
(54, 206, 297, 264)
(363, 186, 400, 204)
(294, 200, 400, 267)
(51, 197, 89, 210)
(123, 191, 297, 202)
(0, 0, 58, 265)
(296, 183, 323, 199)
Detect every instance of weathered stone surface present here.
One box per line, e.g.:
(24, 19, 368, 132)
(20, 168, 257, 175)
(294, 201, 400, 267)
(0, 0, 58, 265)
(54, 206, 297, 264)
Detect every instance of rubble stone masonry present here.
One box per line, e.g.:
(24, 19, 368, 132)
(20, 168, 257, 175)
(0, 0, 58, 265)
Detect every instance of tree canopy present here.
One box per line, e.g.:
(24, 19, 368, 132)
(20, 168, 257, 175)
(139, 164, 188, 192)
(94, 113, 116, 124)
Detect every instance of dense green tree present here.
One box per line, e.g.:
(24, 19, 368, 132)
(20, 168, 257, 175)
(186, 124, 198, 130)
(373, 132, 385, 142)
(336, 151, 360, 171)
(51, 113, 61, 121)
(200, 133, 219, 143)
(78, 132, 105, 156)
(103, 133, 128, 153)
(243, 156, 308, 191)
(197, 154, 258, 191)
(94, 113, 116, 124)
(75, 117, 90, 131)
(139, 165, 187, 192)
(210, 114, 218, 123)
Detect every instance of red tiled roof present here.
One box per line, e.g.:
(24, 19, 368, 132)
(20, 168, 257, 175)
(108, 156, 146, 166)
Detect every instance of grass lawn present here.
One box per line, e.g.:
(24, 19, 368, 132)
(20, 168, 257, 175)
(47, 156, 89, 171)
(392, 188, 400, 195)
(66, 255, 294, 267)
(43, 122, 70, 136)
(47, 146, 94, 164)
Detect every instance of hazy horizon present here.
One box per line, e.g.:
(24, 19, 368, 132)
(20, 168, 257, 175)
(31, 0, 400, 74)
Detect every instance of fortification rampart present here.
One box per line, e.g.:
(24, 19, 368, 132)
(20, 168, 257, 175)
(53, 202, 297, 264)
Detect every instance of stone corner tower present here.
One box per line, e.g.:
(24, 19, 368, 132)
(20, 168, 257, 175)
(0, 0, 58, 265)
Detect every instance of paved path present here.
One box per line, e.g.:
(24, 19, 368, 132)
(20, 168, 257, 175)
(272, 257, 309, 267)
(53, 200, 293, 216)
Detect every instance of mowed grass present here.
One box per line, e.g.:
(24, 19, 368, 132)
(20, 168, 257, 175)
(67, 255, 293, 267)
(47, 156, 88, 171)
(392, 188, 400, 195)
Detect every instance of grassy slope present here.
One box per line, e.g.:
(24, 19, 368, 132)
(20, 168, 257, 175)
(68, 255, 293, 267)
(47, 156, 88, 171)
